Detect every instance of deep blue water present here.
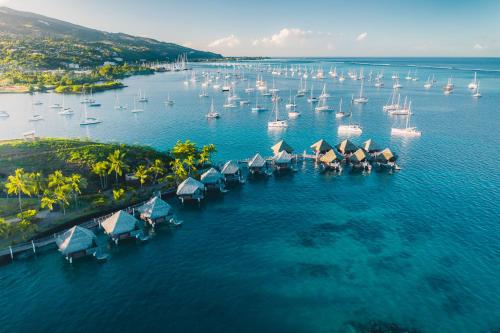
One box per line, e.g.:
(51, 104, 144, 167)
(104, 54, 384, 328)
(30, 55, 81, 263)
(0, 58, 499, 333)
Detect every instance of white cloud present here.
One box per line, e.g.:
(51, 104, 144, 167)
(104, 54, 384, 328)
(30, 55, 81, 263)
(208, 34, 240, 48)
(253, 28, 332, 47)
(473, 43, 485, 50)
(356, 32, 368, 41)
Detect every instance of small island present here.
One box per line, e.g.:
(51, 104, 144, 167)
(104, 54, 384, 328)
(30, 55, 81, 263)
(0, 138, 217, 247)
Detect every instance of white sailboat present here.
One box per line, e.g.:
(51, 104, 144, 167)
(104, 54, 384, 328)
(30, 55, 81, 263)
(307, 84, 318, 103)
(251, 93, 267, 112)
(131, 97, 144, 113)
(423, 76, 433, 89)
(383, 90, 401, 111)
(223, 95, 237, 108)
(288, 100, 300, 118)
(388, 96, 412, 116)
(472, 81, 482, 98)
(391, 112, 421, 137)
(468, 72, 478, 90)
(114, 95, 128, 110)
(199, 86, 209, 98)
(319, 83, 330, 100)
(285, 90, 296, 109)
(315, 94, 334, 112)
(49, 92, 63, 109)
(338, 98, 362, 134)
(443, 78, 454, 95)
(353, 80, 368, 104)
(206, 98, 220, 119)
(80, 104, 102, 125)
(335, 98, 347, 118)
(268, 99, 288, 128)
(164, 93, 175, 105)
(137, 89, 148, 102)
(393, 78, 403, 89)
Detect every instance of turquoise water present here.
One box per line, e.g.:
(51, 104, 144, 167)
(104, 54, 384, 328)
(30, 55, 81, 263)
(0, 58, 499, 333)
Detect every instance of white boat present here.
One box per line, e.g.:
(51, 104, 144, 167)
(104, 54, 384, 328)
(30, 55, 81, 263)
(137, 89, 148, 102)
(0, 110, 10, 118)
(245, 81, 255, 93)
(307, 84, 318, 103)
(468, 72, 478, 90)
(28, 114, 43, 122)
(296, 77, 306, 97)
(268, 99, 288, 128)
(391, 112, 421, 137)
(383, 90, 401, 112)
(223, 95, 237, 108)
(319, 83, 330, 99)
(338, 73, 346, 82)
(338, 100, 362, 134)
(405, 69, 413, 81)
(131, 98, 144, 113)
(114, 95, 128, 110)
(269, 78, 279, 93)
(49, 103, 63, 109)
(251, 93, 266, 112)
(33, 100, 43, 106)
(58, 107, 74, 115)
(240, 99, 250, 105)
(315, 95, 334, 112)
(443, 78, 454, 94)
(353, 80, 368, 104)
(374, 78, 384, 88)
(335, 98, 347, 118)
(206, 98, 220, 119)
(472, 81, 482, 98)
(285, 90, 296, 109)
(423, 76, 433, 89)
(80, 104, 102, 125)
(164, 93, 175, 105)
(393, 78, 403, 89)
(288, 109, 301, 118)
(199, 86, 209, 98)
(389, 96, 411, 115)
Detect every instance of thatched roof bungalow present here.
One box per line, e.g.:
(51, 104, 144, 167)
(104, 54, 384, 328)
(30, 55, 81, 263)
(336, 139, 358, 155)
(311, 139, 333, 155)
(248, 153, 267, 175)
(201, 167, 225, 190)
(176, 177, 205, 203)
(56, 226, 97, 262)
(271, 140, 294, 155)
(221, 160, 242, 182)
(101, 210, 141, 243)
(319, 149, 344, 171)
(137, 196, 173, 227)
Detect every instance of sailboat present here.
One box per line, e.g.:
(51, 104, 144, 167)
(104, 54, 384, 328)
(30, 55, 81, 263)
(223, 94, 237, 108)
(391, 111, 421, 136)
(114, 95, 128, 110)
(315, 94, 334, 112)
(164, 93, 175, 105)
(206, 98, 220, 119)
(338, 98, 362, 134)
(80, 104, 102, 125)
(338, 72, 346, 82)
(472, 81, 482, 98)
(245, 81, 255, 93)
(58, 95, 74, 115)
(285, 90, 296, 109)
(32, 93, 43, 106)
(269, 77, 279, 93)
(423, 76, 433, 89)
(353, 80, 368, 104)
(335, 98, 347, 118)
(49, 92, 63, 109)
(137, 89, 148, 102)
(393, 78, 403, 89)
(199, 86, 209, 98)
(88, 89, 100, 107)
(251, 93, 267, 112)
(288, 98, 300, 118)
(307, 84, 318, 103)
(131, 97, 144, 113)
(319, 83, 330, 100)
(388, 96, 411, 115)
(468, 72, 478, 90)
(268, 99, 288, 128)
(383, 90, 401, 111)
(296, 77, 306, 97)
(0, 110, 9, 118)
(443, 78, 454, 95)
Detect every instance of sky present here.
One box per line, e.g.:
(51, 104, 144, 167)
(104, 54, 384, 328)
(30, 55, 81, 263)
(1, 0, 499, 57)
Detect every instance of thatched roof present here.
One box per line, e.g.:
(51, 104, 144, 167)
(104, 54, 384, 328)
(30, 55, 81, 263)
(101, 210, 138, 236)
(138, 196, 172, 219)
(56, 226, 96, 255)
(275, 150, 292, 164)
(362, 139, 382, 153)
(221, 160, 240, 175)
(350, 149, 368, 164)
(336, 139, 358, 154)
(201, 167, 224, 184)
(311, 139, 332, 154)
(376, 148, 397, 163)
(320, 149, 343, 163)
(248, 153, 266, 168)
(177, 177, 205, 195)
(271, 140, 294, 155)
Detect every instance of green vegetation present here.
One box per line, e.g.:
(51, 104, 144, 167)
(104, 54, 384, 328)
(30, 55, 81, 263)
(0, 138, 217, 246)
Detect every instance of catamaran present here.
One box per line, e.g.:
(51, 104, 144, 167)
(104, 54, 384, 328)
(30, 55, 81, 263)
(285, 90, 296, 109)
(80, 104, 102, 125)
(319, 83, 330, 100)
(353, 80, 368, 104)
(468, 72, 478, 90)
(391, 112, 421, 137)
(383, 90, 401, 111)
(315, 95, 334, 112)
(206, 98, 220, 119)
(251, 93, 267, 112)
(338, 99, 362, 134)
(388, 96, 411, 116)
(268, 99, 288, 128)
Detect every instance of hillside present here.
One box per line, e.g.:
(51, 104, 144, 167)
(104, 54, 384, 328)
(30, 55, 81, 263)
(0, 6, 222, 70)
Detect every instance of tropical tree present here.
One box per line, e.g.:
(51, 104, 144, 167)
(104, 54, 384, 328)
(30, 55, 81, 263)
(0, 218, 11, 239)
(28, 172, 45, 199)
(107, 150, 128, 185)
(169, 159, 188, 183)
(4, 168, 31, 214)
(92, 161, 109, 189)
(113, 188, 125, 201)
(45, 171, 72, 214)
(172, 140, 197, 160)
(148, 159, 164, 182)
(41, 194, 56, 211)
(68, 174, 87, 207)
(134, 165, 149, 189)
(185, 155, 197, 176)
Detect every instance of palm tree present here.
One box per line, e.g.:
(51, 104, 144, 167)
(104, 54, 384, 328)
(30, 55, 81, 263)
(134, 165, 149, 189)
(68, 174, 87, 207)
(28, 172, 45, 199)
(170, 159, 187, 183)
(185, 155, 197, 176)
(172, 140, 197, 160)
(113, 188, 125, 201)
(107, 150, 127, 185)
(92, 161, 109, 189)
(148, 159, 164, 182)
(5, 168, 31, 214)
(46, 171, 71, 214)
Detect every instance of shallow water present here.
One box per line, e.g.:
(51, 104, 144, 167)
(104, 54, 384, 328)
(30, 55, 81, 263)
(0, 58, 499, 333)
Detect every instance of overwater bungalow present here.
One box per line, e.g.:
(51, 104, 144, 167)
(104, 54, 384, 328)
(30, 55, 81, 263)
(375, 148, 399, 170)
(176, 177, 205, 203)
(137, 196, 174, 227)
(201, 167, 225, 191)
(310, 139, 333, 156)
(271, 140, 294, 155)
(248, 153, 269, 175)
(221, 160, 243, 183)
(336, 139, 358, 156)
(319, 149, 344, 172)
(349, 149, 372, 171)
(274, 150, 294, 171)
(361, 139, 383, 159)
(101, 210, 142, 244)
(55, 225, 97, 263)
